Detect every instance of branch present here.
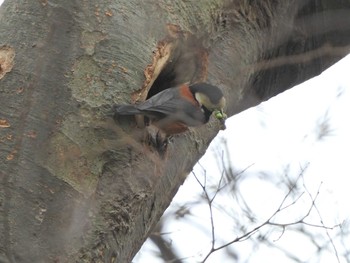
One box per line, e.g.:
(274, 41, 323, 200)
(252, 44, 350, 72)
(195, 164, 341, 262)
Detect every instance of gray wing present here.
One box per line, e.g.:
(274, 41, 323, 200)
(137, 88, 206, 126)
(114, 104, 141, 115)
(114, 89, 177, 116)
(136, 88, 181, 114)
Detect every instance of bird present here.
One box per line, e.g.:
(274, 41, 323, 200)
(113, 82, 227, 136)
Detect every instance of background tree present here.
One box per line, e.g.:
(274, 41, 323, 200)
(0, 0, 349, 262)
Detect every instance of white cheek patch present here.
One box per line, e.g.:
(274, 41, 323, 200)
(195, 93, 213, 108)
(194, 93, 204, 106)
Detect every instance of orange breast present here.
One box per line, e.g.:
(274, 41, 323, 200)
(179, 84, 198, 106)
(155, 121, 188, 135)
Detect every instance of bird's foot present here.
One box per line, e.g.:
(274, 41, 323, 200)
(145, 125, 169, 157)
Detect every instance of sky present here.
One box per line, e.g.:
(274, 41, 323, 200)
(1, 1, 349, 262)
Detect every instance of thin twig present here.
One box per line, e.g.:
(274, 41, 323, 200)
(196, 163, 341, 262)
(303, 180, 341, 263)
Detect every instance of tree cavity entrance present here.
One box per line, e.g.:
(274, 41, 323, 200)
(132, 24, 209, 102)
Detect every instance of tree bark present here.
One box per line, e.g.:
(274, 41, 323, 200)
(0, 0, 349, 262)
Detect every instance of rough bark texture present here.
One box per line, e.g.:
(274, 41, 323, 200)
(0, 0, 349, 262)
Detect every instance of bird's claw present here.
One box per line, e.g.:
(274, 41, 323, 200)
(146, 125, 169, 157)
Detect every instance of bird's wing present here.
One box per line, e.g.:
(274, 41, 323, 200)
(136, 89, 186, 115)
(114, 104, 141, 115)
(137, 88, 205, 125)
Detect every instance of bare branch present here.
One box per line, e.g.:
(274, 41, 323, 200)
(251, 44, 350, 72)
(302, 179, 341, 263)
(195, 163, 341, 263)
(149, 221, 183, 263)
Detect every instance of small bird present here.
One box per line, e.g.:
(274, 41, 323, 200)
(114, 82, 227, 136)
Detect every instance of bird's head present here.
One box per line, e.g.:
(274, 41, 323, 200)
(189, 83, 227, 124)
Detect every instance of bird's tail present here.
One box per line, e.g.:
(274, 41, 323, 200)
(113, 104, 141, 115)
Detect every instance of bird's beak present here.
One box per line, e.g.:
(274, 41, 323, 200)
(213, 109, 227, 130)
(214, 109, 227, 120)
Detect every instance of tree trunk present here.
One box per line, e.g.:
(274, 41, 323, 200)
(0, 0, 349, 262)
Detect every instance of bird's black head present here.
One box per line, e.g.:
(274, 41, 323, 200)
(189, 83, 227, 121)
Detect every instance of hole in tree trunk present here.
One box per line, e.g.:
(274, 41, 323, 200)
(132, 24, 209, 102)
